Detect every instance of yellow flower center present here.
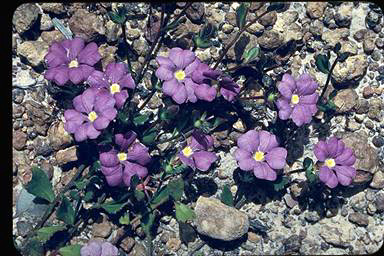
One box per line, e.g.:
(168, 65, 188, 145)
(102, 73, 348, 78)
(182, 146, 193, 157)
(88, 111, 98, 122)
(253, 151, 265, 161)
(174, 70, 186, 81)
(291, 94, 300, 104)
(325, 158, 336, 168)
(68, 59, 79, 68)
(117, 152, 127, 161)
(110, 83, 120, 94)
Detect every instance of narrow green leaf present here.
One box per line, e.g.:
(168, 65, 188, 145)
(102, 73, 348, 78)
(35, 226, 66, 243)
(142, 127, 157, 145)
(273, 176, 290, 191)
(24, 167, 55, 203)
(56, 196, 75, 225)
(133, 113, 150, 126)
(58, 244, 82, 256)
(303, 157, 316, 183)
(141, 210, 155, 238)
(175, 202, 196, 223)
(99, 200, 128, 214)
(130, 174, 140, 191)
(168, 178, 184, 201)
(52, 18, 73, 39)
(236, 3, 248, 29)
(243, 47, 260, 63)
(315, 54, 330, 74)
(303, 157, 313, 170)
(150, 186, 169, 209)
(83, 191, 94, 202)
(119, 212, 130, 225)
(134, 190, 146, 201)
(194, 36, 213, 49)
(220, 184, 234, 207)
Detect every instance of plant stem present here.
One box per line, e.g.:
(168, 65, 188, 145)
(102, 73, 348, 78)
(319, 56, 339, 103)
(212, 9, 270, 70)
(121, 22, 133, 74)
(137, 89, 157, 112)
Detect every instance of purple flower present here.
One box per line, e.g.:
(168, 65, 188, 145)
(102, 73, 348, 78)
(178, 130, 217, 171)
(80, 240, 118, 256)
(276, 73, 319, 126)
(314, 137, 356, 188)
(44, 37, 101, 85)
(64, 88, 117, 142)
(87, 62, 136, 108)
(234, 130, 287, 181)
(99, 131, 151, 187)
(219, 76, 241, 102)
(191, 61, 221, 84)
(155, 48, 216, 104)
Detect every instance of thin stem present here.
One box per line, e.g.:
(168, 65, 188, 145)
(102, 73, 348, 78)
(137, 89, 157, 112)
(212, 9, 270, 69)
(121, 22, 133, 74)
(319, 56, 339, 103)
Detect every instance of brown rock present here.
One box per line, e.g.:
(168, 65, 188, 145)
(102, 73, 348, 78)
(40, 3, 66, 14)
(13, 130, 27, 150)
(332, 89, 358, 113)
(92, 219, 112, 238)
(128, 242, 147, 256)
(166, 238, 181, 252)
(370, 171, 384, 189)
(332, 54, 367, 84)
(120, 237, 135, 253)
(306, 2, 327, 19)
(363, 86, 375, 98)
(55, 146, 78, 165)
(41, 31, 65, 45)
(12, 3, 40, 34)
(258, 11, 277, 27)
(348, 212, 369, 226)
(258, 30, 284, 50)
(68, 9, 106, 42)
(18, 41, 49, 67)
(47, 121, 73, 150)
(375, 193, 384, 212)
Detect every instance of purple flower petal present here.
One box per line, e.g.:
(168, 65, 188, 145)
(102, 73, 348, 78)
(119, 73, 135, 89)
(238, 157, 257, 171)
(234, 148, 252, 161)
(85, 122, 101, 139)
(184, 79, 197, 103)
(258, 130, 279, 153)
(100, 150, 119, 167)
(314, 140, 328, 161)
(62, 37, 85, 60)
(333, 165, 356, 186)
(163, 78, 179, 96)
(326, 137, 339, 157)
(94, 91, 116, 112)
(184, 58, 200, 76)
(156, 56, 176, 70)
(101, 165, 123, 187)
(279, 73, 296, 92)
(68, 66, 85, 84)
(74, 123, 88, 142)
(77, 42, 101, 66)
(93, 116, 110, 130)
(296, 73, 318, 96)
(87, 70, 109, 88)
(276, 98, 292, 120)
(237, 129, 260, 153)
(193, 151, 217, 171)
(122, 161, 148, 186)
(44, 66, 70, 86)
(172, 84, 188, 104)
(126, 143, 151, 166)
(190, 131, 214, 151)
(265, 147, 287, 169)
(291, 104, 309, 126)
(179, 152, 195, 169)
(76, 88, 97, 113)
(156, 65, 174, 81)
(101, 242, 119, 256)
(114, 90, 129, 109)
(169, 47, 196, 69)
(64, 109, 86, 133)
(194, 83, 217, 102)
(44, 42, 68, 68)
(319, 166, 338, 188)
(335, 148, 356, 166)
(100, 108, 117, 121)
(300, 93, 319, 104)
(278, 82, 293, 99)
(253, 162, 277, 181)
(115, 131, 137, 151)
(105, 62, 126, 83)
(220, 77, 240, 102)
(80, 241, 102, 256)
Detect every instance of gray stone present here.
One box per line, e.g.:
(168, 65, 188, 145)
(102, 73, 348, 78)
(372, 136, 384, 147)
(375, 193, 384, 212)
(334, 3, 353, 27)
(92, 218, 112, 238)
(47, 121, 73, 151)
(120, 237, 135, 253)
(14, 69, 36, 88)
(306, 2, 327, 19)
(18, 41, 49, 67)
(332, 54, 368, 84)
(370, 171, 384, 189)
(40, 3, 66, 15)
(41, 30, 65, 45)
(128, 242, 147, 256)
(348, 212, 369, 226)
(33, 137, 53, 156)
(258, 30, 284, 50)
(332, 89, 358, 113)
(12, 3, 40, 34)
(322, 28, 350, 47)
(304, 211, 320, 223)
(186, 3, 205, 24)
(319, 225, 349, 247)
(40, 13, 53, 31)
(105, 20, 122, 42)
(68, 9, 106, 42)
(258, 11, 277, 27)
(194, 196, 249, 241)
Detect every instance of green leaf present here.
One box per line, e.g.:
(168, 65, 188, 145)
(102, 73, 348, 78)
(58, 244, 82, 256)
(108, 7, 127, 24)
(338, 52, 351, 62)
(193, 36, 213, 49)
(220, 184, 234, 207)
(303, 157, 316, 183)
(24, 167, 55, 203)
(69, 190, 80, 201)
(159, 105, 180, 121)
(22, 238, 44, 256)
(133, 113, 151, 126)
(199, 23, 216, 39)
(74, 179, 87, 190)
(236, 3, 248, 29)
(56, 196, 75, 225)
(35, 226, 66, 242)
(99, 200, 128, 214)
(150, 186, 169, 209)
(83, 190, 94, 202)
(52, 18, 73, 39)
(334, 42, 341, 53)
(130, 174, 140, 191)
(273, 176, 290, 191)
(303, 157, 313, 170)
(141, 211, 155, 238)
(168, 178, 184, 201)
(142, 127, 157, 145)
(175, 202, 196, 223)
(315, 54, 330, 74)
(134, 189, 146, 201)
(119, 212, 130, 225)
(243, 47, 260, 63)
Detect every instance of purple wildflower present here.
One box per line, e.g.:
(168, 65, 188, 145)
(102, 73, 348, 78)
(179, 130, 217, 171)
(234, 130, 287, 181)
(314, 137, 356, 188)
(155, 48, 216, 104)
(219, 76, 241, 102)
(44, 37, 101, 85)
(64, 88, 117, 142)
(87, 62, 135, 108)
(276, 73, 319, 126)
(80, 240, 118, 256)
(99, 131, 151, 187)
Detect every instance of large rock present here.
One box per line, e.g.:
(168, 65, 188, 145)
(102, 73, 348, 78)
(306, 2, 327, 19)
(334, 2, 353, 27)
(258, 30, 284, 50)
(68, 9, 106, 42)
(18, 41, 49, 67)
(47, 121, 73, 150)
(12, 3, 40, 34)
(332, 54, 368, 84)
(319, 224, 350, 247)
(332, 89, 358, 113)
(343, 131, 379, 174)
(322, 28, 350, 47)
(194, 196, 249, 241)
(186, 3, 205, 24)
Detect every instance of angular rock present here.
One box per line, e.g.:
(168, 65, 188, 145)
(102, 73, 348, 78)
(55, 146, 78, 165)
(68, 9, 106, 42)
(332, 89, 358, 113)
(41, 30, 65, 45)
(343, 131, 378, 174)
(120, 237, 135, 253)
(12, 3, 40, 34)
(14, 69, 36, 88)
(40, 3, 66, 15)
(13, 130, 27, 150)
(334, 2, 352, 27)
(375, 193, 384, 212)
(47, 121, 73, 150)
(306, 2, 327, 19)
(370, 171, 384, 189)
(332, 54, 367, 84)
(92, 219, 112, 238)
(322, 28, 349, 47)
(319, 225, 350, 247)
(258, 11, 277, 27)
(194, 196, 249, 241)
(258, 30, 283, 50)
(18, 41, 49, 67)
(186, 3, 205, 24)
(40, 13, 53, 31)
(348, 212, 369, 226)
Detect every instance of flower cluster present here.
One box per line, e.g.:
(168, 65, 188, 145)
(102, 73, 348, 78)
(155, 47, 240, 104)
(276, 73, 319, 126)
(99, 131, 151, 187)
(44, 37, 101, 85)
(314, 137, 356, 188)
(80, 240, 118, 256)
(234, 130, 287, 181)
(179, 130, 218, 171)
